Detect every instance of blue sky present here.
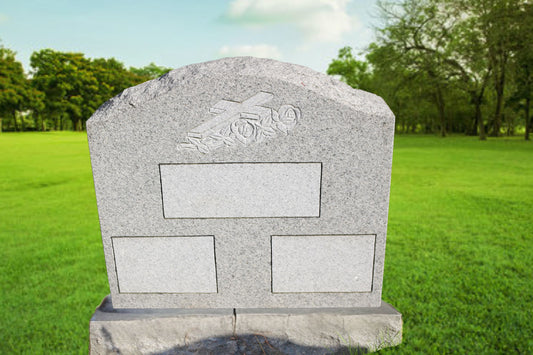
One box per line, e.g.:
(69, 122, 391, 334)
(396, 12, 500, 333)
(1, 0, 380, 73)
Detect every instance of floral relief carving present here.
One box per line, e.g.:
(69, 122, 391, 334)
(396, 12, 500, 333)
(178, 92, 301, 153)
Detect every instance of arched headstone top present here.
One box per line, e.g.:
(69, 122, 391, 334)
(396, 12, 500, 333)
(88, 56, 393, 126)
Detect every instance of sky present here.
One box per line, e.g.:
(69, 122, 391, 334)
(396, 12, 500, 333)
(0, 0, 381, 74)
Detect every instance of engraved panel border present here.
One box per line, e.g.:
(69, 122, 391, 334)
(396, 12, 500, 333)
(270, 234, 377, 294)
(111, 236, 219, 294)
(158, 162, 323, 219)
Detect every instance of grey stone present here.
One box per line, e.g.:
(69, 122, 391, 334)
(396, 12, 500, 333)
(89, 296, 234, 354)
(89, 296, 402, 354)
(87, 56, 395, 309)
(112, 236, 217, 293)
(160, 162, 321, 218)
(235, 302, 403, 353)
(271, 235, 375, 293)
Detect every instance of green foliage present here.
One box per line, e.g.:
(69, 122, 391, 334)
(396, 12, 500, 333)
(30, 49, 149, 131)
(329, 0, 533, 139)
(1, 133, 532, 353)
(327, 47, 371, 90)
(510, 2, 533, 139)
(0, 47, 25, 118)
(0, 46, 41, 132)
(0, 41, 171, 132)
(130, 62, 172, 79)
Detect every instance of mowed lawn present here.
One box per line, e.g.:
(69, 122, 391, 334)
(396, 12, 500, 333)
(0, 132, 532, 354)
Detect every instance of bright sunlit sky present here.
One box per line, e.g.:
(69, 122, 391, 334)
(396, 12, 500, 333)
(1, 0, 380, 73)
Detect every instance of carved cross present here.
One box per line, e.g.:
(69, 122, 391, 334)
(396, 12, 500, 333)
(188, 92, 274, 139)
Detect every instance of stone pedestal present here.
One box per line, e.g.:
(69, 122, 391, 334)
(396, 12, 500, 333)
(90, 296, 402, 354)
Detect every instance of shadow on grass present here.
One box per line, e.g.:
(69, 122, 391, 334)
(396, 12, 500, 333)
(149, 333, 368, 355)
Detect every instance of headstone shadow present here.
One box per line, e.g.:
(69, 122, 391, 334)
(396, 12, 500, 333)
(150, 333, 369, 355)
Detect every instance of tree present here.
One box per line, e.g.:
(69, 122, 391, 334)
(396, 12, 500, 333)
(328, 0, 532, 137)
(510, 1, 533, 139)
(31, 49, 150, 131)
(0, 46, 31, 132)
(130, 62, 172, 79)
(327, 47, 372, 90)
(31, 49, 83, 130)
(364, 0, 496, 138)
(372, 43, 451, 134)
(81, 57, 148, 130)
(453, 0, 523, 137)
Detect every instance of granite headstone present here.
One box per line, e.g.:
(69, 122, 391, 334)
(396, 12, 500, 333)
(88, 57, 402, 354)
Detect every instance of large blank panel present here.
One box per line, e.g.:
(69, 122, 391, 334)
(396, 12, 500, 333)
(272, 235, 375, 293)
(112, 236, 217, 293)
(159, 163, 321, 218)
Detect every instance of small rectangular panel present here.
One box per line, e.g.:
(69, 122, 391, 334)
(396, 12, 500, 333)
(112, 236, 217, 293)
(271, 235, 375, 293)
(160, 163, 321, 218)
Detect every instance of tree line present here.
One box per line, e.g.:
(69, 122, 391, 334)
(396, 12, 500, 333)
(0, 47, 170, 132)
(2, 0, 532, 139)
(328, 0, 533, 140)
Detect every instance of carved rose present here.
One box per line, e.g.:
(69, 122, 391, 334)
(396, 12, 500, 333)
(274, 105, 300, 133)
(230, 118, 260, 144)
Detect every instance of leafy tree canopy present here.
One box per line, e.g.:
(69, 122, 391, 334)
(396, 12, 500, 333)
(130, 62, 172, 79)
(328, 0, 533, 139)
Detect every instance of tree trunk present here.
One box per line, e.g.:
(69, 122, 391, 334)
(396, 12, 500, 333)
(436, 87, 446, 137)
(12, 111, 19, 132)
(468, 114, 478, 136)
(19, 113, 25, 132)
(491, 75, 504, 136)
(473, 69, 490, 141)
(473, 94, 486, 141)
(33, 115, 39, 131)
(505, 113, 511, 136)
(491, 62, 506, 137)
(475, 103, 485, 140)
(526, 96, 531, 141)
(0, 118, 3, 133)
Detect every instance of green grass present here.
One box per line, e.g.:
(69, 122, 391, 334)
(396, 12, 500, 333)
(0, 132, 106, 354)
(1, 132, 532, 354)
(381, 135, 533, 354)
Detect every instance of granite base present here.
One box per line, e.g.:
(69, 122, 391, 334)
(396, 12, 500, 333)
(89, 296, 402, 354)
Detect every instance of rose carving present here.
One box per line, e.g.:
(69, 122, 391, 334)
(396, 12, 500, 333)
(230, 119, 259, 144)
(275, 105, 300, 133)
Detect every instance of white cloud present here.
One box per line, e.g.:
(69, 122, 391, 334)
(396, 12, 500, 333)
(218, 44, 282, 59)
(225, 0, 357, 42)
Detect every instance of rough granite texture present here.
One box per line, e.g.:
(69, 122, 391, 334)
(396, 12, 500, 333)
(112, 236, 217, 293)
(89, 296, 402, 354)
(159, 162, 321, 218)
(271, 235, 375, 293)
(87, 56, 395, 309)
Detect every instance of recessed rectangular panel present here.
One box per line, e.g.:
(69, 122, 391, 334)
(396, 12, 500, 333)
(160, 163, 321, 218)
(272, 235, 375, 293)
(112, 236, 217, 293)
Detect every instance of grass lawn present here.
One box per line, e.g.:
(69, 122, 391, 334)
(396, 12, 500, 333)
(0, 132, 532, 354)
